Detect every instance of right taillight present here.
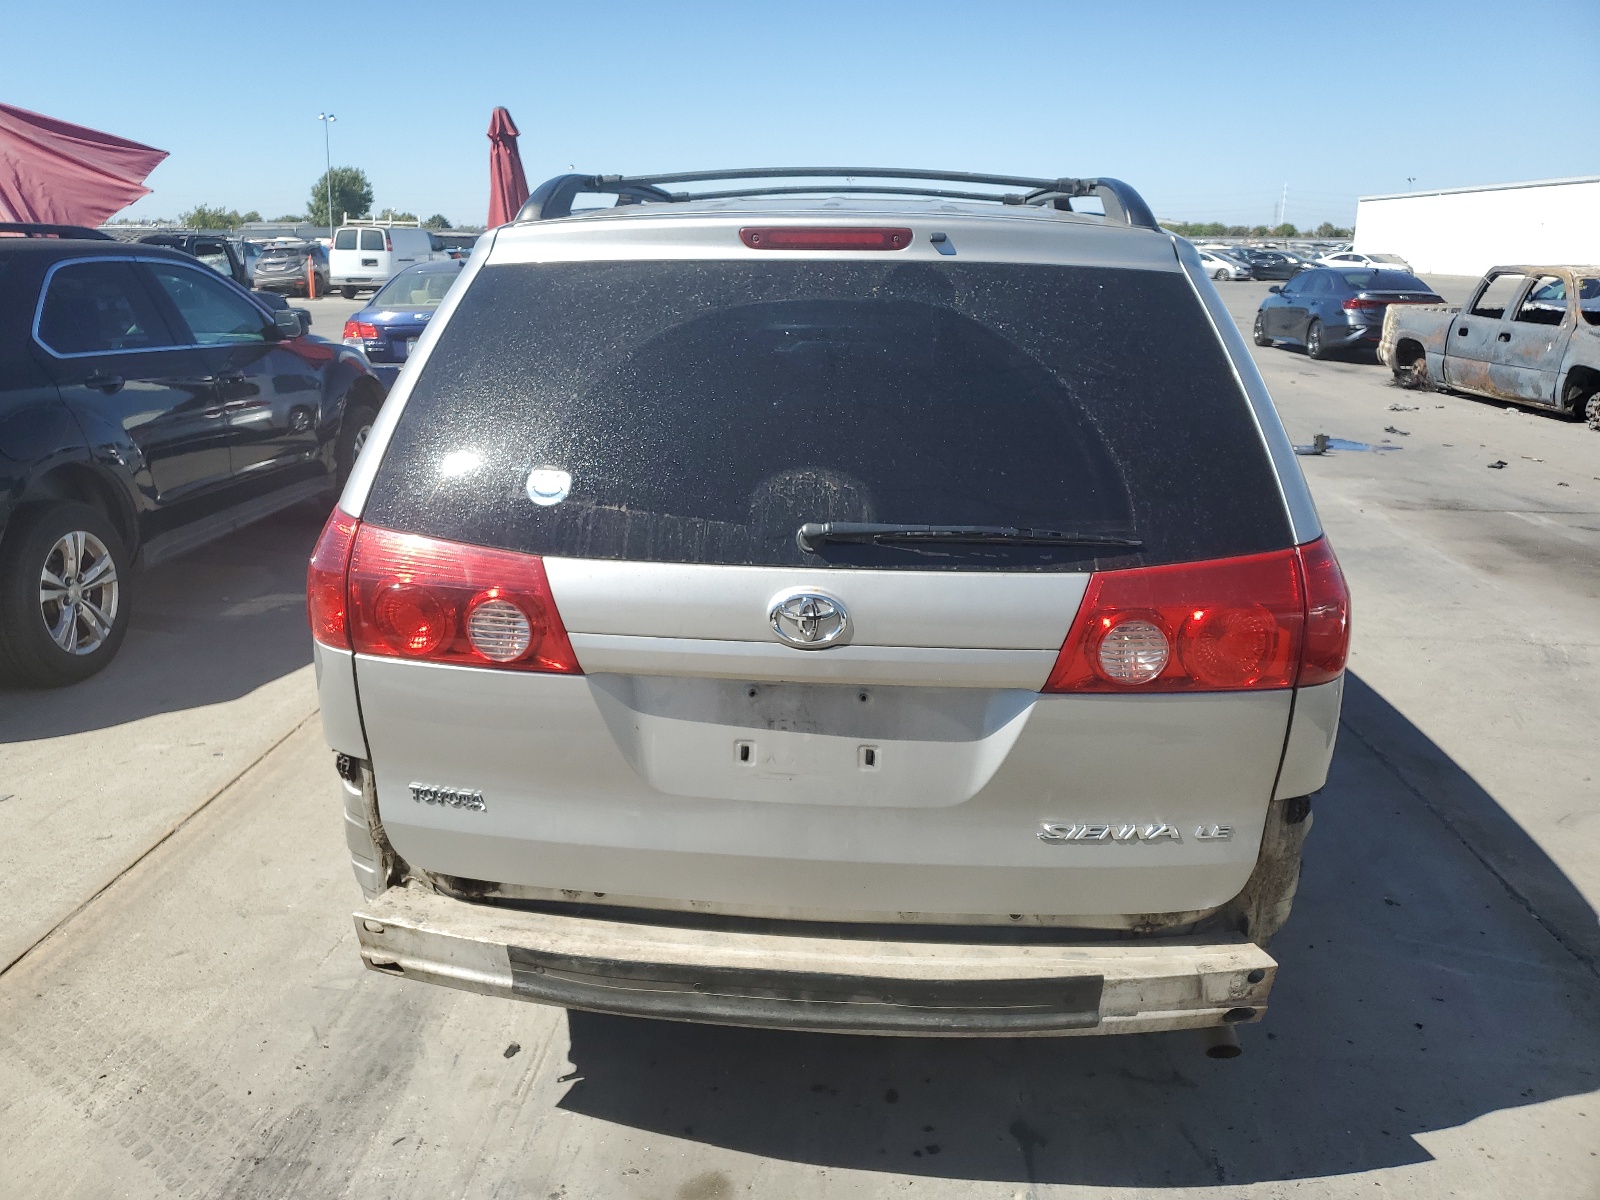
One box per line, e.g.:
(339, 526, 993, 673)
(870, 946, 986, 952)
(1042, 538, 1349, 694)
(1296, 536, 1350, 685)
(346, 524, 580, 674)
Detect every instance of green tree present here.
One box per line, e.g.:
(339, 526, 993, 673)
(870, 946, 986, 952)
(1249, 225, 1269, 237)
(179, 204, 244, 230)
(1271, 222, 1298, 238)
(424, 213, 452, 230)
(1314, 221, 1353, 239)
(308, 167, 373, 227)
(271, 213, 303, 222)
(241, 210, 261, 223)
(375, 207, 418, 222)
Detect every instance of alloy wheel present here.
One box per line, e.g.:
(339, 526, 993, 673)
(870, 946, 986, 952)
(38, 530, 120, 655)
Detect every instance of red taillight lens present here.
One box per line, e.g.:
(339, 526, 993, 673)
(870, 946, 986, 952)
(346, 525, 580, 673)
(1297, 537, 1350, 685)
(343, 320, 379, 339)
(1043, 539, 1349, 693)
(1044, 550, 1303, 693)
(1342, 297, 1384, 310)
(740, 227, 912, 251)
(307, 508, 360, 648)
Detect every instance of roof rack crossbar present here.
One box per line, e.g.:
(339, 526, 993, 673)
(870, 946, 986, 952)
(513, 169, 1157, 229)
(665, 185, 1035, 205)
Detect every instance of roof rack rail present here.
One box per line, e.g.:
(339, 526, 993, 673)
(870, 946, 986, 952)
(339, 216, 424, 228)
(514, 168, 1159, 230)
(0, 221, 114, 241)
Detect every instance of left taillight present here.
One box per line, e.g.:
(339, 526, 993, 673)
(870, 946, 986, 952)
(308, 508, 360, 648)
(1042, 538, 1350, 694)
(343, 320, 378, 339)
(345, 524, 581, 674)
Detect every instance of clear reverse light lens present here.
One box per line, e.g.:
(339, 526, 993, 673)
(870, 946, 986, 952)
(1095, 618, 1169, 684)
(467, 595, 533, 662)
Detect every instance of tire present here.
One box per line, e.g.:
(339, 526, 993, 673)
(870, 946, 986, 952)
(1587, 393, 1600, 432)
(1395, 356, 1431, 390)
(1213, 268, 1229, 281)
(337, 403, 380, 487)
(1305, 319, 1328, 360)
(1252, 312, 1272, 347)
(340, 285, 357, 300)
(0, 502, 132, 688)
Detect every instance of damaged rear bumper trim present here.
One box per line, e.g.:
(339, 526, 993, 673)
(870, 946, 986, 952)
(354, 885, 1276, 1036)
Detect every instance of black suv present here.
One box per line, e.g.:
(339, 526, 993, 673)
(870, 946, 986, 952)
(0, 232, 386, 687)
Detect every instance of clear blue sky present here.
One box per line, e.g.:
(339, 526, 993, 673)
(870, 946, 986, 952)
(9, 0, 1597, 229)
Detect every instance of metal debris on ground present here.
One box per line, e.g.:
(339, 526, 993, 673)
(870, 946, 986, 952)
(1388, 404, 1420, 412)
(1488, 461, 1508, 469)
(1293, 433, 1402, 455)
(1384, 426, 1410, 435)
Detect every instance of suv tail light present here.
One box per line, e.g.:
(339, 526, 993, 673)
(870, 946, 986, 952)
(740, 227, 912, 251)
(1043, 538, 1349, 693)
(1297, 537, 1350, 685)
(308, 508, 360, 648)
(343, 320, 378, 339)
(344, 524, 580, 673)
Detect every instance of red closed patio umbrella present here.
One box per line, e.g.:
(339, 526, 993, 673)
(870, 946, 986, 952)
(0, 102, 168, 226)
(486, 107, 529, 227)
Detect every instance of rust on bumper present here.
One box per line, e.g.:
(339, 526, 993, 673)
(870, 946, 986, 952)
(354, 885, 1276, 1036)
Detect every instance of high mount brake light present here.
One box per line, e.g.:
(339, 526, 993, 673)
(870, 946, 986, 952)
(1042, 539, 1349, 694)
(739, 227, 912, 251)
(307, 515, 581, 674)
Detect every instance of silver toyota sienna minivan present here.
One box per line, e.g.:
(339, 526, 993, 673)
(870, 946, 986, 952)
(310, 169, 1349, 1040)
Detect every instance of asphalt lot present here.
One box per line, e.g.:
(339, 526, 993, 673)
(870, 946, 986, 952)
(1, 277, 1597, 1199)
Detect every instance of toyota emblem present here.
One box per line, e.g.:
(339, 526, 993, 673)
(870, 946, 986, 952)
(768, 590, 850, 649)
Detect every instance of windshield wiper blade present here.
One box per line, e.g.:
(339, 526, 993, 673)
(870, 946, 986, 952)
(797, 522, 1142, 554)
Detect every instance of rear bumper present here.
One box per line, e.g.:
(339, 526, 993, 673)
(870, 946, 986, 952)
(1326, 322, 1380, 346)
(354, 885, 1276, 1036)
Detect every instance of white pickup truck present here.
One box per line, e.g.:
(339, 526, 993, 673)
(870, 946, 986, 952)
(1380, 265, 1600, 429)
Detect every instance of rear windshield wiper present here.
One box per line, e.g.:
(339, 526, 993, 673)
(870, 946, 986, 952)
(797, 522, 1142, 554)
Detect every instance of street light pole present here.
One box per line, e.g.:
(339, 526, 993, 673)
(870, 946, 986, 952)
(317, 112, 337, 245)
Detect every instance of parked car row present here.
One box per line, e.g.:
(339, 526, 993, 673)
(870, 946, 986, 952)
(1246, 257, 1600, 429)
(1192, 245, 1413, 283)
(0, 225, 389, 687)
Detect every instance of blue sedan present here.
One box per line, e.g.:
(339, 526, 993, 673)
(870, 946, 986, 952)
(1253, 267, 1442, 359)
(342, 260, 466, 386)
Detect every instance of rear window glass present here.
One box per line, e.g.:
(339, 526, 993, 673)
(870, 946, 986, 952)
(365, 261, 1292, 571)
(360, 229, 386, 251)
(372, 265, 460, 308)
(333, 229, 358, 249)
(1338, 270, 1430, 291)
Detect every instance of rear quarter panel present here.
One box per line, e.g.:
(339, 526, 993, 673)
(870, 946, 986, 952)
(1379, 304, 1452, 367)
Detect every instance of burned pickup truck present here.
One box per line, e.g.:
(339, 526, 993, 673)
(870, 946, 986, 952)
(1381, 266, 1600, 429)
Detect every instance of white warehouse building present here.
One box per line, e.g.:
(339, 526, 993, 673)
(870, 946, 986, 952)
(1353, 175, 1600, 277)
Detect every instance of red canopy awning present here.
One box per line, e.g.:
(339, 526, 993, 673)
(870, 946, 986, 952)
(487, 107, 529, 228)
(0, 102, 168, 226)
